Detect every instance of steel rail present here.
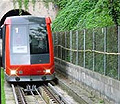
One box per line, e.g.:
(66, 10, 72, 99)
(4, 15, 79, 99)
(29, 88, 39, 104)
(11, 84, 19, 104)
(17, 86, 26, 104)
(34, 87, 47, 104)
(48, 83, 69, 104)
(12, 84, 27, 104)
(12, 83, 69, 104)
(42, 84, 62, 104)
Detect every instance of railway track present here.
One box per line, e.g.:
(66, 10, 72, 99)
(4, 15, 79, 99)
(11, 83, 69, 104)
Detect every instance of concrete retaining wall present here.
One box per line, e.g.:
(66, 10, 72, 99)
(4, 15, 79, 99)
(55, 58, 120, 104)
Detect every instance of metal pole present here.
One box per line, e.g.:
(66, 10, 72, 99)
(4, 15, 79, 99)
(103, 27, 107, 75)
(61, 33, 62, 59)
(56, 32, 58, 58)
(54, 32, 56, 57)
(70, 30, 72, 63)
(83, 29, 86, 68)
(93, 29, 95, 71)
(65, 31, 67, 61)
(52, 33, 55, 58)
(76, 30, 79, 65)
(118, 26, 120, 80)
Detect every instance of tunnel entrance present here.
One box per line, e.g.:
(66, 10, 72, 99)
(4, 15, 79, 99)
(0, 9, 31, 26)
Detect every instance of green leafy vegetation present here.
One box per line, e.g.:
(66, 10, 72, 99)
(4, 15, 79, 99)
(1, 68, 5, 104)
(12, 0, 120, 30)
(52, 0, 120, 79)
(24, 0, 29, 10)
(31, 0, 36, 10)
(12, 0, 53, 10)
(52, 0, 120, 31)
(99, 99, 104, 103)
(17, 0, 22, 15)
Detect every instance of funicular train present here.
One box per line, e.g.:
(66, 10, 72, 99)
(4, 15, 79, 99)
(0, 11, 55, 82)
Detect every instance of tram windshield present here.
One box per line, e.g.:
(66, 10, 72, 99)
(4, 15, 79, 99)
(29, 24, 49, 54)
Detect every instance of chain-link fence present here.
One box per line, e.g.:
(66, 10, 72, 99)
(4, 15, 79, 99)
(53, 26, 120, 80)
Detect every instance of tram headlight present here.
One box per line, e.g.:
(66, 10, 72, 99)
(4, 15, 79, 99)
(44, 69, 51, 73)
(10, 70, 16, 75)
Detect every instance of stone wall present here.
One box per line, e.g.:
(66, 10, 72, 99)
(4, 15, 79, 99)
(55, 58, 120, 104)
(0, 0, 58, 20)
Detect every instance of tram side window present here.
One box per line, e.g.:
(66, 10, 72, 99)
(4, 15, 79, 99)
(11, 25, 28, 54)
(10, 25, 30, 65)
(29, 24, 49, 54)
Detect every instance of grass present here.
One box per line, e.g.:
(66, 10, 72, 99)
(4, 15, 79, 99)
(1, 68, 5, 104)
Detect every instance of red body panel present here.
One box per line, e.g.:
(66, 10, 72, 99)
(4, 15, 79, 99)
(5, 17, 54, 77)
